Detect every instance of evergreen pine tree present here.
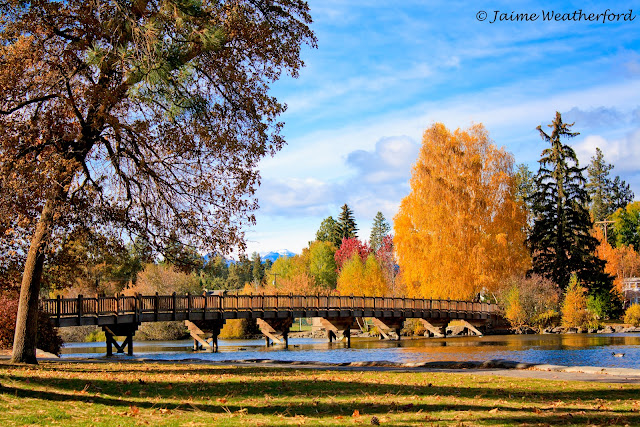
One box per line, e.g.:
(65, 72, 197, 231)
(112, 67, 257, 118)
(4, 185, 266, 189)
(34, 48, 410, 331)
(251, 252, 264, 286)
(586, 147, 614, 222)
(335, 204, 358, 246)
(610, 176, 634, 212)
(315, 216, 338, 243)
(514, 163, 535, 228)
(370, 212, 391, 252)
(528, 112, 612, 296)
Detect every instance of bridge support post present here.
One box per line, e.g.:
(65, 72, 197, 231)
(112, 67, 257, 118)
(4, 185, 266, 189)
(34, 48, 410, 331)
(418, 319, 446, 338)
(103, 324, 138, 356)
(459, 320, 483, 336)
(257, 318, 293, 349)
(316, 317, 354, 348)
(187, 320, 226, 352)
(371, 317, 405, 341)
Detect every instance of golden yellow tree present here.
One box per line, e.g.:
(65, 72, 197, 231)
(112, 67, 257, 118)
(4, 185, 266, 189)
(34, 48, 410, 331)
(394, 123, 530, 300)
(336, 254, 389, 296)
(561, 275, 591, 328)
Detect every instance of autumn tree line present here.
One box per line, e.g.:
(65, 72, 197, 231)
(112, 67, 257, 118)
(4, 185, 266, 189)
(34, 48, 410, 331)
(5, 112, 639, 347)
(1, 2, 639, 363)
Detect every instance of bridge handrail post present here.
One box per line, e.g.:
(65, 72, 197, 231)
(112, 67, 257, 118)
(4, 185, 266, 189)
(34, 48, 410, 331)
(56, 295, 61, 324)
(136, 293, 142, 323)
(77, 294, 83, 324)
(172, 292, 177, 321)
(187, 293, 191, 320)
(154, 292, 159, 321)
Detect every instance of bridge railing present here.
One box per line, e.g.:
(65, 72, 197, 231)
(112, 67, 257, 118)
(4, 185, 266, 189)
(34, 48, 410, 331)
(40, 293, 499, 320)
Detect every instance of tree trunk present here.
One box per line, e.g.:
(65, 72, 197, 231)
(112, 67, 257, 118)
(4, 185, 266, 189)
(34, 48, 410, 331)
(11, 198, 57, 364)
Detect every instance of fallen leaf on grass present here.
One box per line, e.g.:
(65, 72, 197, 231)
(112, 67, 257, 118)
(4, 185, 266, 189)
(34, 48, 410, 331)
(129, 405, 140, 416)
(352, 410, 360, 417)
(488, 408, 499, 413)
(217, 398, 227, 404)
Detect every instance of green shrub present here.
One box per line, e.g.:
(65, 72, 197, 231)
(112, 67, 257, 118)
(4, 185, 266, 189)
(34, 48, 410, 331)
(531, 309, 560, 330)
(84, 329, 106, 342)
(624, 304, 640, 327)
(498, 275, 560, 332)
(137, 321, 189, 341)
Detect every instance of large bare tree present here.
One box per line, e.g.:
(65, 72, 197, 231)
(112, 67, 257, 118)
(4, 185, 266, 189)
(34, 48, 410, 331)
(0, 0, 315, 363)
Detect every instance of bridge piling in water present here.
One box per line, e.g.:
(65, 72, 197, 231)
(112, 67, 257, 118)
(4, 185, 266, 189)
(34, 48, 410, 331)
(257, 318, 293, 348)
(103, 324, 138, 356)
(186, 320, 225, 352)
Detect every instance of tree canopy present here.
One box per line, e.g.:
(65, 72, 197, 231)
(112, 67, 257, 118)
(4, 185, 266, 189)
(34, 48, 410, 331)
(315, 216, 338, 244)
(587, 147, 634, 223)
(611, 201, 640, 249)
(369, 211, 391, 252)
(528, 112, 611, 294)
(335, 204, 358, 245)
(394, 123, 529, 300)
(1, 0, 316, 363)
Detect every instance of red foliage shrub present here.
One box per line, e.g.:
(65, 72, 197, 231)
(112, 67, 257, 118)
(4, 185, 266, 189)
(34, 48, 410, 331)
(0, 292, 63, 355)
(334, 238, 371, 270)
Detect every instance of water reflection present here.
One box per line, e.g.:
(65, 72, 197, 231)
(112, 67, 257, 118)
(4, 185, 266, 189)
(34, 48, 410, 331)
(61, 333, 640, 369)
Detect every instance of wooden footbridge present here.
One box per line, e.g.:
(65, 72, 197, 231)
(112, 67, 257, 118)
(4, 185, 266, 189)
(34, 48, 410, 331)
(41, 294, 500, 356)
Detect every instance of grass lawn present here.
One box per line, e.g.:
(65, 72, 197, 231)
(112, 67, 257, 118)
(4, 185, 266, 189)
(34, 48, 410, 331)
(1, 361, 639, 426)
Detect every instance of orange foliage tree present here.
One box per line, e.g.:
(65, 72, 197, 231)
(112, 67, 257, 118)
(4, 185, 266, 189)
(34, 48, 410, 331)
(595, 227, 640, 294)
(394, 123, 530, 300)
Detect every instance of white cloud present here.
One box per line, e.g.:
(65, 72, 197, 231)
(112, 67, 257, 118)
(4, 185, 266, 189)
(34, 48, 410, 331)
(575, 129, 640, 173)
(253, 135, 419, 248)
(256, 177, 336, 217)
(562, 107, 626, 130)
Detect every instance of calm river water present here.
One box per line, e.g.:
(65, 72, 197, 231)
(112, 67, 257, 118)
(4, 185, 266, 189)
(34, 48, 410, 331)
(61, 333, 640, 369)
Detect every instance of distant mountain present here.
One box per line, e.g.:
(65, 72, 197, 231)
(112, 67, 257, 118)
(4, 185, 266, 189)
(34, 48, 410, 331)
(261, 249, 296, 263)
(203, 252, 235, 266)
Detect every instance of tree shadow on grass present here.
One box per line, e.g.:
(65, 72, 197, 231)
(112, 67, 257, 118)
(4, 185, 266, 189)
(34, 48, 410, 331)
(1, 363, 640, 424)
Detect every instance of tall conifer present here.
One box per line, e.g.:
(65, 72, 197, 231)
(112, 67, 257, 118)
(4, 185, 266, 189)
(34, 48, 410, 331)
(335, 204, 358, 246)
(528, 112, 611, 295)
(370, 212, 391, 252)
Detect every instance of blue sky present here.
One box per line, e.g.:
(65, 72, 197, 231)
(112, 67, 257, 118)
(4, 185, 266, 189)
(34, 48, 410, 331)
(243, 0, 640, 256)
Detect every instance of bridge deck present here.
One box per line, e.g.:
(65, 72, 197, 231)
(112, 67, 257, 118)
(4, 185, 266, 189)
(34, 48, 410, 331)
(41, 294, 499, 328)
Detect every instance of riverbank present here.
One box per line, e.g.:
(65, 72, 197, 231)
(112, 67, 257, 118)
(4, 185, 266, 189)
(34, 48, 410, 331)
(2, 360, 640, 426)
